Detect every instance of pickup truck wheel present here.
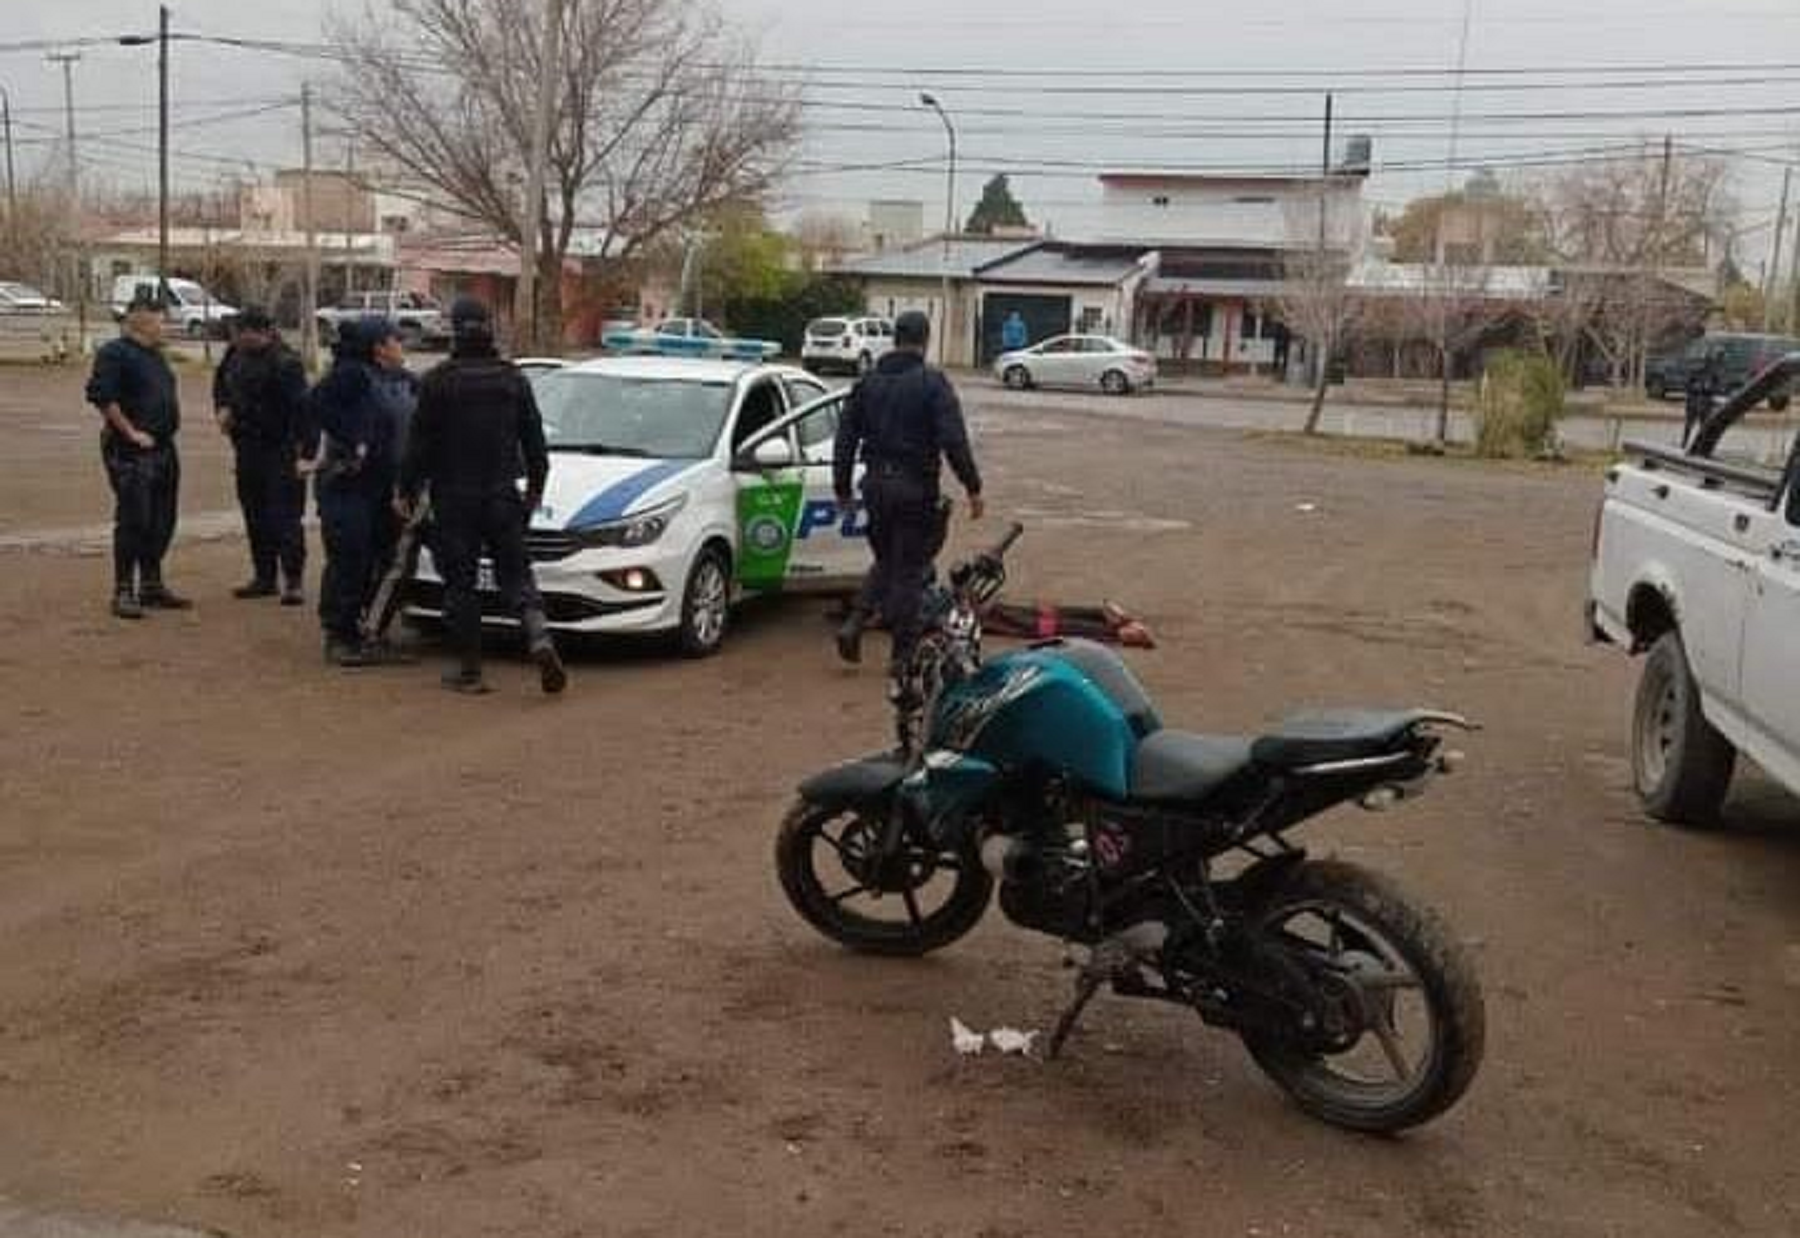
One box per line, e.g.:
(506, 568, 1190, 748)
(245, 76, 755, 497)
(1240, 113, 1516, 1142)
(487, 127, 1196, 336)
(1633, 632, 1735, 825)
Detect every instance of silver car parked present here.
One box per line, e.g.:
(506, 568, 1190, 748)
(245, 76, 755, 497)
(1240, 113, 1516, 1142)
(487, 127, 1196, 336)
(993, 334, 1157, 396)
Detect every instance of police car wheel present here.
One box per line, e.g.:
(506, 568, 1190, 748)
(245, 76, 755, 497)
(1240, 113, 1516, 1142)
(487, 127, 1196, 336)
(677, 545, 731, 658)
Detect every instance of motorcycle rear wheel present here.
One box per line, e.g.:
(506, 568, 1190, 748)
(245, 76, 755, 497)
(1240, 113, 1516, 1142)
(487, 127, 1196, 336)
(775, 798, 992, 957)
(1238, 860, 1485, 1134)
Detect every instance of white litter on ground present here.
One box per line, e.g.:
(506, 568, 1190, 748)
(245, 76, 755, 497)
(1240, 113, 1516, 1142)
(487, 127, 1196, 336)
(949, 1020, 1043, 1058)
(988, 1028, 1040, 1056)
(949, 1017, 986, 1056)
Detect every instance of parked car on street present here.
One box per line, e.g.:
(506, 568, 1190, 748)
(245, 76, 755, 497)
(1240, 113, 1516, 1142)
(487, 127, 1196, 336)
(109, 275, 238, 339)
(316, 290, 450, 348)
(1589, 353, 1800, 824)
(1645, 332, 1797, 408)
(0, 281, 64, 313)
(993, 333, 1157, 396)
(601, 316, 782, 362)
(801, 315, 894, 376)
(405, 356, 868, 656)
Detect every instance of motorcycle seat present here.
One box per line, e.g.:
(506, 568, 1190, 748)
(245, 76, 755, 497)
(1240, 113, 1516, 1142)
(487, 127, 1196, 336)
(1250, 710, 1432, 770)
(1132, 730, 1255, 803)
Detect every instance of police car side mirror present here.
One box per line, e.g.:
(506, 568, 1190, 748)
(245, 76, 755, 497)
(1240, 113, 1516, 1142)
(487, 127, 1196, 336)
(739, 437, 795, 471)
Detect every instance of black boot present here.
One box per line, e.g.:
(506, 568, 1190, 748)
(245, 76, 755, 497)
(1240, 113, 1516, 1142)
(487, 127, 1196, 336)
(112, 588, 144, 621)
(441, 666, 492, 695)
(233, 578, 278, 599)
(523, 609, 568, 696)
(835, 607, 868, 665)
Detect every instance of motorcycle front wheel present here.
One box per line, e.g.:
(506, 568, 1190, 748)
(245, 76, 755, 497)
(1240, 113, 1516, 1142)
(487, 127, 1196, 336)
(1238, 861, 1485, 1134)
(775, 798, 993, 957)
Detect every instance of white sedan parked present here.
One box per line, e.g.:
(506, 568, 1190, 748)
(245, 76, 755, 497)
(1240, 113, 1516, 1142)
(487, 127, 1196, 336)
(994, 334, 1156, 396)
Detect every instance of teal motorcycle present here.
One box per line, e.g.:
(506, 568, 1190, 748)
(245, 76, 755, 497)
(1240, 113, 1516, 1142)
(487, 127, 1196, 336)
(776, 526, 1485, 1133)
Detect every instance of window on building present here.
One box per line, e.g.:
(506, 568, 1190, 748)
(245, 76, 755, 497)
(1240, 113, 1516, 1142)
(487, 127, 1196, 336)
(1151, 195, 1171, 207)
(1078, 306, 1105, 334)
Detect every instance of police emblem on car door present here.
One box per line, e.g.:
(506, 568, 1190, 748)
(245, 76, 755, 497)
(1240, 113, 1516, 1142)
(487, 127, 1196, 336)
(734, 391, 867, 592)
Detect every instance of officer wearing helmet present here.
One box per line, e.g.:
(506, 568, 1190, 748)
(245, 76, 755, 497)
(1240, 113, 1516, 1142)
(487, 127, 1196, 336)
(397, 296, 566, 696)
(832, 309, 985, 679)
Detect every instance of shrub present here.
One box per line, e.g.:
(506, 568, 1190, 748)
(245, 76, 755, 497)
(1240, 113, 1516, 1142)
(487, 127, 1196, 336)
(1475, 350, 1565, 458)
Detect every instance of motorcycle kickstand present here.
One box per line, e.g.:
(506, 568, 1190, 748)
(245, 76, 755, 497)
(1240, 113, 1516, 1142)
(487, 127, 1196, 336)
(1048, 969, 1104, 1060)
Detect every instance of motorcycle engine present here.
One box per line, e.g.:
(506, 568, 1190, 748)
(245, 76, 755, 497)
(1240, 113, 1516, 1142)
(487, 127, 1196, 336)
(983, 824, 1099, 942)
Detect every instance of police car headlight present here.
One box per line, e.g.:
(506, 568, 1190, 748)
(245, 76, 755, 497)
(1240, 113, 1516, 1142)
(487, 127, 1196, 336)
(573, 493, 687, 549)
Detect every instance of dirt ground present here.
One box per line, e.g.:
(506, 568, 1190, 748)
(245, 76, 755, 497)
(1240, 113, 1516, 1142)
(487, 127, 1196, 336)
(2, 364, 1798, 1238)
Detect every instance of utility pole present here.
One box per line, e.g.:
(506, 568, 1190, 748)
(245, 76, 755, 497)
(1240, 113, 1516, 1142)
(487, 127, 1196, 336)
(344, 137, 357, 300)
(1765, 166, 1791, 333)
(1643, 135, 1674, 390)
(48, 51, 85, 348)
(158, 5, 170, 306)
(1787, 197, 1800, 334)
(0, 85, 16, 250)
(517, 0, 566, 354)
(300, 82, 319, 372)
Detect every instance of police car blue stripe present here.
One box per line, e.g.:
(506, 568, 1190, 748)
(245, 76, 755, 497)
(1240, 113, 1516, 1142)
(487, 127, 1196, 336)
(566, 461, 698, 530)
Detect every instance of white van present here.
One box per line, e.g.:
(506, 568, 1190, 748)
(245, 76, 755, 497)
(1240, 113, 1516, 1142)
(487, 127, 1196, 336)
(110, 275, 239, 339)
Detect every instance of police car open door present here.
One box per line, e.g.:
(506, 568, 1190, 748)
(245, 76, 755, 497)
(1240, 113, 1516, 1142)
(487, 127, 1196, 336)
(733, 390, 869, 593)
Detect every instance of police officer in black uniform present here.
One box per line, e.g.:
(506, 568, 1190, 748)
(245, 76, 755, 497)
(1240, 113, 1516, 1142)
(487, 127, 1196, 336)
(1684, 345, 1724, 449)
(832, 309, 985, 675)
(86, 293, 192, 620)
(397, 297, 567, 696)
(213, 307, 309, 604)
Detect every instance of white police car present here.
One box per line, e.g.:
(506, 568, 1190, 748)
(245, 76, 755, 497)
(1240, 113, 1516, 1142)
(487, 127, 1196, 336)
(408, 356, 869, 655)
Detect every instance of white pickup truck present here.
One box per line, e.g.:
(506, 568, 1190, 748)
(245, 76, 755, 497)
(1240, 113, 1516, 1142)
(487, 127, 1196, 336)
(1589, 355, 1800, 823)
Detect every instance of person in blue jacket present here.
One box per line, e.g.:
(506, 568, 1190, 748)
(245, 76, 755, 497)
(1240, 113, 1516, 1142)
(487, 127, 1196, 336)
(1001, 309, 1029, 354)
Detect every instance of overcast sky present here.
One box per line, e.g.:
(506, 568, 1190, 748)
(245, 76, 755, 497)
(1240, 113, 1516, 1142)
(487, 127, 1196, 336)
(3, 1, 1797, 270)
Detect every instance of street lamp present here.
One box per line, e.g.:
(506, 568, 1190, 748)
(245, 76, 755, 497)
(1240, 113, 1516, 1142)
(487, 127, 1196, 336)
(920, 91, 957, 366)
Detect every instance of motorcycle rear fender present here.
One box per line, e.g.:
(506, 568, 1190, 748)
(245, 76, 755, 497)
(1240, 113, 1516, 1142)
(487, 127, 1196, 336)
(799, 753, 908, 810)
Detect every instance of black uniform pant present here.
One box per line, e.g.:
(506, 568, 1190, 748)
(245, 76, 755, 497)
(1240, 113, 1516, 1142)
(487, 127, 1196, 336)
(855, 472, 939, 670)
(233, 437, 306, 586)
(1683, 392, 1712, 448)
(103, 438, 180, 593)
(433, 490, 546, 672)
(318, 481, 396, 644)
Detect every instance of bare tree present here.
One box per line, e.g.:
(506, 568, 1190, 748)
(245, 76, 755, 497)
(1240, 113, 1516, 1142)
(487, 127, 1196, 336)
(332, 0, 799, 349)
(1277, 246, 1360, 434)
(1276, 182, 1367, 434)
(1528, 149, 1734, 388)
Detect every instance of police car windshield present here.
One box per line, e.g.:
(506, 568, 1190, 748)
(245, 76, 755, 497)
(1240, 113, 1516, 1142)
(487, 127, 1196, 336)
(533, 372, 734, 460)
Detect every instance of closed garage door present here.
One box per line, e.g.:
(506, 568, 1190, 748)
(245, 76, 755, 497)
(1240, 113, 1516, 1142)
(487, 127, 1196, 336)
(981, 293, 1072, 365)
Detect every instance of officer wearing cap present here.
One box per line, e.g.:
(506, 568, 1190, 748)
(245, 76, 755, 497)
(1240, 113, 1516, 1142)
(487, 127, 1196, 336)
(213, 306, 309, 604)
(832, 309, 985, 674)
(397, 296, 566, 696)
(308, 317, 404, 667)
(86, 292, 192, 619)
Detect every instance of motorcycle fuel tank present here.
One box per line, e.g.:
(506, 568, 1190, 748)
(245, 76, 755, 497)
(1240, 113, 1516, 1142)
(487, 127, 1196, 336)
(928, 642, 1148, 801)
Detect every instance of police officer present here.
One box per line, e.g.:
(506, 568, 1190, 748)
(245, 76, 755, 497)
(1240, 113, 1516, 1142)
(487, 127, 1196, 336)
(1684, 346, 1724, 449)
(213, 307, 309, 604)
(309, 319, 401, 667)
(833, 309, 985, 674)
(397, 297, 567, 696)
(87, 293, 191, 620)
